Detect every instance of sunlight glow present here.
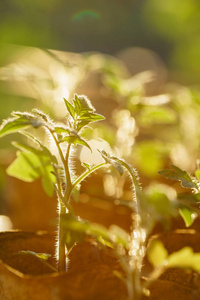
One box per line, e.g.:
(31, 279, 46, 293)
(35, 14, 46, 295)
(0, 215, 13, 231)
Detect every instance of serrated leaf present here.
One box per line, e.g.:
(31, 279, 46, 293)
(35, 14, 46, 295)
(147, 240, 168, 267)
(74, 94, 95, 114)
(32, 109, 53, 125)
(62, 135, 91, 151)
(0, 117, 33, 138)
(179, 207, 196, 227)
(79, 112, 105, 122)
(158, 165, 198, 189)
(64, 98, 76, 119)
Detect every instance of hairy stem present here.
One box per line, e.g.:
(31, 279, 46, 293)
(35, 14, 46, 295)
(58, 202, 67, 271)
(72, 162, 107, 191)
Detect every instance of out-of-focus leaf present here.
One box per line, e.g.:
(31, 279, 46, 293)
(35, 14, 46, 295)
(61, 214, 129, 250)
(195, 169, 200, 182)
(167, 247, 200, 272)
(134, 141, 165, 177)
(158, 164, 199, 190)
(145, 183, 177, 219)
(7, 150, 55, 197)
(7, 151, 42, 182)
(179, 207, 196, 227)
(19, 132, 58, 164)
(147, 240, 168, 267)
(139, 106, 176, 126)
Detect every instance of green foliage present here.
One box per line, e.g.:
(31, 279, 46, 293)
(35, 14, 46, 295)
(158, 164, 199, 190)
(148, 239, 200, 272)
(147, 240, 168, 267)
(61, 213, 129, 251)
(64, 94, 105, 132)
(0, 114, 43, 138)
(17, 250, 51, 261)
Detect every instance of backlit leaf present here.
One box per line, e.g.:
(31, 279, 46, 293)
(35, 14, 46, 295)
(147, 240, 168, 267)
(167, 247, 200, 272)
(158, 164, 199, 190)
(7, 150, 55, 196)
(0, 117, 39, 138)
(179, 207, 196, 227)
(62, 135, 91, 151)
(64, 98, 76, 119)
(100, 150, 124, 175)
(79, 112, 105, 122)
(18, 250, 51, 261)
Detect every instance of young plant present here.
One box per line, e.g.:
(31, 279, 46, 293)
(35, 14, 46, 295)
(0, 94, 109, 271)
(2, 94, 200, 300)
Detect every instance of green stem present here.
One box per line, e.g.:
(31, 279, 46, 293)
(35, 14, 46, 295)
(64, 144, 72, 199)
(58, 202, 67, 271)
(48, 129, 73, 272)
(71, 162, 107, 191)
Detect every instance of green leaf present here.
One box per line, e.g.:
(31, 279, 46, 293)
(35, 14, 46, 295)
(74, 94, 95, 114)
(0, 117, 34, 138)
(32, 109, 53, 126)
(19, 131, 58, 164)
(167, 247, 200, 272)
(63, 98, 76, 119)
(7, 150, 55, 197)
(100, 150, 124, 175)
(195, 169, 200, 182)
(158, 165, 198, 190)
(61, 214, 128, 250)
(134, 141, 165, 177)
(179, 207, 196, 227)
(54, 126, 71, 135)
(145, 183, 177, 219)
(18, 250, 51, 261)
(7, 151, 42, 182)
(76, 120, 91, 131)
(139, 106, 176, 126)
(147, 240, 168, 267)
(62, 135, 91, 151)
(41, 165, 55, 197)
(79, 112, 105, 122)
(82, 162, 91, 170)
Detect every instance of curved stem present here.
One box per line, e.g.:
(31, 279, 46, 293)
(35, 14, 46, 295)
(71, 162, 107, 192)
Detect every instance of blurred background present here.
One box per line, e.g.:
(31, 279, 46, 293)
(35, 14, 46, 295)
(1, 0, 200, 232)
